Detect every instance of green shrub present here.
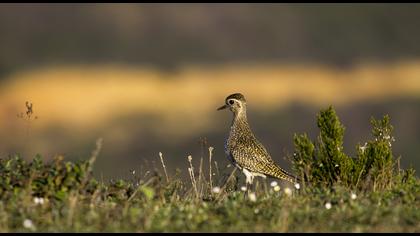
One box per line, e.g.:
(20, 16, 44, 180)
(0, 154, 98, 201)
(291, 106, 413, 191)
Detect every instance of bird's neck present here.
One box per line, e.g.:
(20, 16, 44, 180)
(231, 109, 250, 130)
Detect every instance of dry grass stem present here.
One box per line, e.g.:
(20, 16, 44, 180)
(158, 152, 169, 183)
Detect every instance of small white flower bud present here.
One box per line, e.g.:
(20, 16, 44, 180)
(23, 219, 35, 229)
(325, 202, 332, 209)
(212, 186, 220, 194)
(248, 192, 257, 202)
(284, 187, 292, 196)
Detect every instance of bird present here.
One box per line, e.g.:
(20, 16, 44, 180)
(217, 93, 299, 188)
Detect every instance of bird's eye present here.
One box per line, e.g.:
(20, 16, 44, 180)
(228, 100, 234, 105)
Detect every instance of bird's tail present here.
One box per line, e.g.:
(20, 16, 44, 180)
(271, 165, 301, 184)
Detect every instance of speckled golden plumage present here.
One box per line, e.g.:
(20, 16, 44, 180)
(218, 93, 298, 184)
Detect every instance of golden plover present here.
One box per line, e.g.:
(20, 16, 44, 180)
(217, 93, 299, 187)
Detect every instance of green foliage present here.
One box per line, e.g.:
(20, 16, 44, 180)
(0, 107, 418, 232)
(291, 106, 404, 191)
(0, 155, 97, 201)
(354, 116, 396, 190)
(0, 154, 418, 232)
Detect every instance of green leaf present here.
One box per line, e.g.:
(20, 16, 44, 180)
(55, 190, 67, 201)
(140, 186, 155, 201)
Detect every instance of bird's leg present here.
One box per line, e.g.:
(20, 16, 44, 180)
(243, 182, 249, 199)
(243, 168, 254, 198)
(249, 175, 254, 195)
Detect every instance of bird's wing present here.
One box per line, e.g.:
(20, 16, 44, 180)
(230, 136, 298, 183)
(230, 134, 274, 171)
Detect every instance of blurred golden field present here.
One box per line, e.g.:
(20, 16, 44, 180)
(1, 61, 420, 177)
(2, 61, 420, 131)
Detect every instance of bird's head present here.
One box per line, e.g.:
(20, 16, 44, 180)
(217, 93, 247, 115)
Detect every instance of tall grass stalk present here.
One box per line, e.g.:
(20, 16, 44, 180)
(187, 155, 199, 199)
(209, 146, 214, 190)
(158, 152, 169, 183)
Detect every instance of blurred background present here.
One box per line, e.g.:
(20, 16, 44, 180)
(1, 3, 420, 180)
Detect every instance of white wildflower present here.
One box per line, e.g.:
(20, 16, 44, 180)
(294, 183, 300, 190)
(284, 187, 292, 196)
(33, 197, 44, 205)
(212, 186, 221, 194)
(270, 181, 278, 187)
(240, 186, 247, 192)
(335, 164, 339, 168)
(351, 193, 357, 200)
(254, 208, 259, 214)
(23, 219, 35, 230)
(360, 142, 368, 153)
(248, 192, 257, 202)
(273, 186, 281, 192)
(325, 202, 332, 209)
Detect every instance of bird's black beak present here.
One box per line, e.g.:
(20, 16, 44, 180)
(217, 104, 228, 111)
